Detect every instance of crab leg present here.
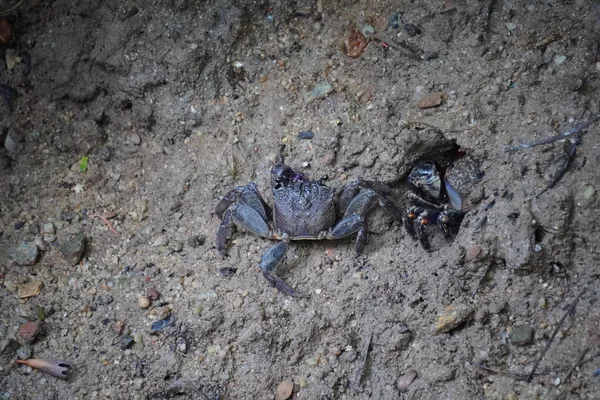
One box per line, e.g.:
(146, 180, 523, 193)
(216, 203, 270, 256)
(258, 239, 308, 297)
(337, 180, 362, 214)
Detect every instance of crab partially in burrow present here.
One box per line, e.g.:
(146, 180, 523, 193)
(405, 153, 484, 250)
(215, 158, 402, 297)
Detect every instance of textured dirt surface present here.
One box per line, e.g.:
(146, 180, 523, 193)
(1, 0, 599, 399)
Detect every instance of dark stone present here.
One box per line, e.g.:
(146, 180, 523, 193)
(186, 235, 205, 248)
(120, 335, 134, 350)
(94, 294, 113, 306)
(60, 233, 86, 265)
(510, 325, 534, 346)
(10, 242, 39, 266)
(151, 315, 174, 333)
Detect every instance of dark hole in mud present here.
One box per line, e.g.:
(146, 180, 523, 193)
(534, 226, 545, 243)
(121, 100, 133, 110)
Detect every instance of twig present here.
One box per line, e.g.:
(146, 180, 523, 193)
(369, 34, 424, 60)
(578, 350, 600, 367)
(536, 137, 579, 197)
(504, 113, 600, 152)
(561, 347, 589, 384)
(89, 214, 120, 235)
(0, 0, 25, 16)
(526, 285, 589, 382)
(478, 0, 497, 42)
(472, 362, 561, 381)
(352, 328, 373, 389)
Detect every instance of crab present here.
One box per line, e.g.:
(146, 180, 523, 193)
(405, 155, 483, 250)
(215, 159, 402, 297)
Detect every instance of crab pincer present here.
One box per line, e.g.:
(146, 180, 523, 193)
(16, 358, 74, 380)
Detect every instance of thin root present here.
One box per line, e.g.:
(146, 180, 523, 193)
(0, 0, 25, 16)
(89, 214, 120, 235)
(526, 285, 589, 382)
(504, 113, 600, 152)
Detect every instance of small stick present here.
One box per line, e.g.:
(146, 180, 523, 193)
(472, 362, 560, 381)
(561, 347, 589, 384)
(352, 328, 373, 389)
(526, 285, 589, 382)
(536, 138, 579, 197)
(505, 113, 600, 152)
(369, 34, 424, 60)
(478, 0, 497, 42)
(0, 0, 25, 16)
(88, 214, 120, 235)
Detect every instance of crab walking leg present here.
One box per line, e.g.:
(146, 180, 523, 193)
(216, 203, 270, 256)
(337, 180, 362, 215)
(258, 239, 307, 297)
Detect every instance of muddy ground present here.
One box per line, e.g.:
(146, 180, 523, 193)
(0, 0, 599, 399)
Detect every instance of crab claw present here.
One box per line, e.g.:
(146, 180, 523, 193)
(217, 203, 270, 257)
(16, 359, 74, 380)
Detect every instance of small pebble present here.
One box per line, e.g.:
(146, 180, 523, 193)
(583, 186, 595, 200)
(361, 24, 374, 35)
(505, 22, 517, 31)
(275, 380, 294, 400)
(553, 55, 567, 66)
(417, 92, 444, 109)
(510, 325, 534, 346)
(138, 296, 151, 309)
(298, 131, 314, 140)
(129, 133, 141, 145)
(397, 369, 418, 393)
(17, 281, 44, 299)
(432, 304, 473, 334)
(60, 234, 86, 266)
(307, 81, 333, 103)
(465, 246, 482, 262)
(18, 321, 41, 343)
(151, 315, 174, 333)
(16, 346, 32, 360)
(120, 335, 134, 350)
(42, 223, 55, 234)
(145, 287, 160, 301)
(10, 242, 40, 266)
(177, 337, 187, 354)
(113, 321, 125, 335)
